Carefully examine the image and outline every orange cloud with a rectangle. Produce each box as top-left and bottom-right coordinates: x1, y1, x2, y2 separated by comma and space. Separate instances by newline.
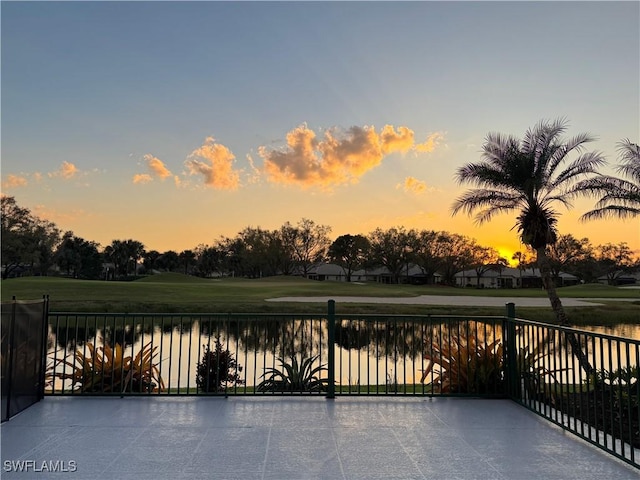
185, 137, 241, 190
399, 176, 428, 194
133, 174, 153, 185
415, 132, 444, 153
259, 124, 417, 189
380, 125, 415, 154
144, 154, 172, 179
49, 161, 79, 179
1, 174, 28, 190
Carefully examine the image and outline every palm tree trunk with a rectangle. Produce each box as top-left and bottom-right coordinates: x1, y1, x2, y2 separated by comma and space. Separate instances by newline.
536, 247, 594, 375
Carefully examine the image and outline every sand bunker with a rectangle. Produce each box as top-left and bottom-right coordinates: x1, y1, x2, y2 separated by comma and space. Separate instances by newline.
266, 295, 609, 307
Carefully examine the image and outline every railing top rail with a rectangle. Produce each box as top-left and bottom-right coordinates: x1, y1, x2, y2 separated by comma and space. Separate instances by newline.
335, 313, 506, 320
510, 316, 640, 345
48, 312, 327, 319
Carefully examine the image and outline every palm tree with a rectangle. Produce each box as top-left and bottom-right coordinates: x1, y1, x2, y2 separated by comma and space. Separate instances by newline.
451, 118, 606, 373
581, 139, 640, 221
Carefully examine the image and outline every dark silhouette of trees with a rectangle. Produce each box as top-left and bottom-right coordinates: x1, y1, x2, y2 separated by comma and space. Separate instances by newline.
193, 245, 224, 277
179, 249, 196, 275
1, 195, 60, 278
368, 227, 414, 284
104, 239, 145, 278
595, 242, 637, 285
55, 232, 102, 279
547, 234, 592, 285
413, 230, 446, 285
469, 244, 501, 288
284, 218, 332, 278
143, 250, 161, 273
156, 250, 180, 272
437, 232, 475, 286
328, 234, 371, 281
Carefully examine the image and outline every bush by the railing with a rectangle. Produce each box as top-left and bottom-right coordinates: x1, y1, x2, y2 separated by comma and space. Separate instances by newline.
420, 321, 504, 394
257, 354, 328, 392
47, 342, 165, 393
580, 366, 639, 448
515, 343, 560, 400
195, 338, 244, 393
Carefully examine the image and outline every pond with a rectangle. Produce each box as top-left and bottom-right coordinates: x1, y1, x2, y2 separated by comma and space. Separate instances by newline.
45, 315, 640, 393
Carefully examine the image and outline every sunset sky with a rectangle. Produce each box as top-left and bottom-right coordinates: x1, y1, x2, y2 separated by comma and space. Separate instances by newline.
2, 1, 639, 260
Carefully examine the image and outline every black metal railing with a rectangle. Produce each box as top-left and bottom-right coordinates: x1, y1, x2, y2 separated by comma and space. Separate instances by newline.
43, 301, 639, 469
503, 308, 639, 469
46, 312, 328, 395
1, 297, 49, 422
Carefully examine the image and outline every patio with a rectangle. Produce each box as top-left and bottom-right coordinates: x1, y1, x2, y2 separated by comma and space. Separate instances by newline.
1, 396, 637, 479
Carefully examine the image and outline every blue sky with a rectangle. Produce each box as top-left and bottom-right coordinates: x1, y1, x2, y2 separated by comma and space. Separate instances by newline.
2, 1, 639, 256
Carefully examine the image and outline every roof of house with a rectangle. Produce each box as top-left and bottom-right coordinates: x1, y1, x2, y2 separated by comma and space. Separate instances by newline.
454, 267, 577, 279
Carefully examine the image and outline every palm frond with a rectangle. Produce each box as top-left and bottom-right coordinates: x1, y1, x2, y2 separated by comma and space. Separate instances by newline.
547, 132, 596, 176
451, 190, 521, 223
549, 151, 606, 191
521, 118, 567, 156
615, 139, 640, 183
580, 205, 640, 221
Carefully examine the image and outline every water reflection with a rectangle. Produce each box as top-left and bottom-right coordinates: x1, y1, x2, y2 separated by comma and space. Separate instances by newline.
46, 316, 639, 391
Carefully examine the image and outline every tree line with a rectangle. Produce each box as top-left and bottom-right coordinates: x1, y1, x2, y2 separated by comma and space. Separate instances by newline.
1, 195, 637, 285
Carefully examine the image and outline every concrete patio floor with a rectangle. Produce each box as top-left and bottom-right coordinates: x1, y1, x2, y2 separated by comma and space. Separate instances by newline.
1, 396, 638, 480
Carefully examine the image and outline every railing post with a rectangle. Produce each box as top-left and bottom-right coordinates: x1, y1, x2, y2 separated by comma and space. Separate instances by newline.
39, 295, 50, 400
326, 300, 335, 399
5, 297, 18, 421
504, 302, 519, 400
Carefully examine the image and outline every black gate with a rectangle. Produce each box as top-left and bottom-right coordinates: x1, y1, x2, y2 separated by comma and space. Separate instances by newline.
1, 297, 49, 422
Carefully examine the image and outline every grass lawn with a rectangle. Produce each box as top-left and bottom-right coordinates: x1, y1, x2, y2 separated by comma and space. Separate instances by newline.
2, 273, 638, 326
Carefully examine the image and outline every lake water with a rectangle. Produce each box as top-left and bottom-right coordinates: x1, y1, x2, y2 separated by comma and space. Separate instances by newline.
46, 318, 640, 392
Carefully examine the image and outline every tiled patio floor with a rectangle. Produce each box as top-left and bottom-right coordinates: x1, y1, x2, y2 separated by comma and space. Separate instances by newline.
1, 396, 638, 479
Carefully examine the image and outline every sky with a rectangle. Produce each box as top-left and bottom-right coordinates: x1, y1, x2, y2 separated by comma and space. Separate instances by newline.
2, 1, 639, 261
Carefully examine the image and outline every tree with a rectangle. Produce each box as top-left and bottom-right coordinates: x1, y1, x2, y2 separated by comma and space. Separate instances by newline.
156, 250, 180, 272
468, 244, 501, 288
55, 231, 102, 279
228, 227, 284, 278
511, 250, 532, 286
547, 234, 592, 285
104, 239, 145, 278
285, 219, 332, 278
143, 250, 161, 273
29, 217, 61, 276
126, 240, 145, 277
368, 227, 414, 284
452, 118, 606, 373
179, 250, 196, 275
582, 139, 640, 220
328, 234, 371, 281
194, 245, 224, 278
413, 230, 447, 285
437, 232, 475, 286
1, 195, 60, 278
595, 242, 637, 285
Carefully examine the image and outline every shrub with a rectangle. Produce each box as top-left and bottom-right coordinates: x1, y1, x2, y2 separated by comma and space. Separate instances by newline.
420, 321, 504, 394
257, 354, 328, 392
49, 342, 165, 393
195, 338, 244, 393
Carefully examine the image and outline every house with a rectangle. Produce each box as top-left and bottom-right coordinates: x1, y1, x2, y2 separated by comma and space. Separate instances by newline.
597, 271, 640, 286
454, 267, 579, 289
304, 263, 442, 284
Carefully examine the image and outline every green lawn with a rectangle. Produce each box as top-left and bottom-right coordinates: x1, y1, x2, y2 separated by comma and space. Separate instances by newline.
1, 273, 638, 325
